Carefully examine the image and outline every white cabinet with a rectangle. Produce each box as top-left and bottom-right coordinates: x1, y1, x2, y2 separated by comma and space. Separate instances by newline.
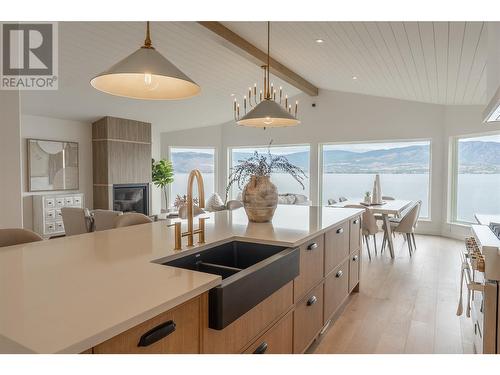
33, 193, 84, 238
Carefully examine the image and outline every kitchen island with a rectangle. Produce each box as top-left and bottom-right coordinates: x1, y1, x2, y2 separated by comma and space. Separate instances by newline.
0, 205, 363, 354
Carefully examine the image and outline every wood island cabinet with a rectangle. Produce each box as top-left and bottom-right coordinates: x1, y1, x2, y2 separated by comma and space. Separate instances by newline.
85, 214, 362, 355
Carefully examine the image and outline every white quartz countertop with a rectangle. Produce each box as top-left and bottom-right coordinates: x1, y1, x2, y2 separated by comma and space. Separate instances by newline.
0, 205, 362, 354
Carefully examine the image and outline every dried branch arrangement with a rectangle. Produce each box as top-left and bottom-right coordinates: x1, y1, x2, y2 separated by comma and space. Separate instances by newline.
225, 141, 307, 202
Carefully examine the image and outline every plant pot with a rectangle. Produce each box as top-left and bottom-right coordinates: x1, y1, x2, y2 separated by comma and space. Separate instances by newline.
242, 175, 278, 223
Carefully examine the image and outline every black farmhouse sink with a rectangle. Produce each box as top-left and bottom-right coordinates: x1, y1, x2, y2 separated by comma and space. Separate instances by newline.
163, 241, 299, 330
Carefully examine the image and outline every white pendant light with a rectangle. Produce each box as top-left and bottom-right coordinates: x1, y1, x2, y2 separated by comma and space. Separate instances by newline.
91, 22, 201, 100
234, 22, 300, 128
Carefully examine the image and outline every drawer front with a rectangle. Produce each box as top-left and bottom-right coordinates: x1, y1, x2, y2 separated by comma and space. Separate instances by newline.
94, 295, 201, 354
349, 250, 360, 292
324, 221, 350, 274
45, 209, 56, 220
73, 196, 82, 206
56, 221, 64, 231
293, 283, 324, 353
293, 234, 324, 303
45, 222, 56, 234
349, 216, 361, 253
243, 312, 293, 354
56, 209, 62, 219
56, 197, 65, 207
324, 260, 349, 324
203, 282, 293, 354
45, 198, 55, 208
64, 197, 74, 205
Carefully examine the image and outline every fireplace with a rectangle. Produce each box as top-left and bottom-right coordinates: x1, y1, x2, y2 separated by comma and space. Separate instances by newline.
113, 184, 149, 215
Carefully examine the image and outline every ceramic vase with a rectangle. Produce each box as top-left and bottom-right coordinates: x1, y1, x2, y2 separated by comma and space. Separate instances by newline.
242, 175, 278, 222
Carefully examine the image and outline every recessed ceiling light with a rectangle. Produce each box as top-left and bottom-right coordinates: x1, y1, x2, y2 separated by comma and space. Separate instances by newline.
315, 39, 324, 44
352, 76, 358, 80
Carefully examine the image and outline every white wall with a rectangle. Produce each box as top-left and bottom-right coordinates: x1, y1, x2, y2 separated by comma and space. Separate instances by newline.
20, 115, 93, 230
162, 89, 447, 235
0, 90, 23, 228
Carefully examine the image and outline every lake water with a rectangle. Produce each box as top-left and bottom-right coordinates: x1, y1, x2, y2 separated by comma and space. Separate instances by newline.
171, 172, 500, 222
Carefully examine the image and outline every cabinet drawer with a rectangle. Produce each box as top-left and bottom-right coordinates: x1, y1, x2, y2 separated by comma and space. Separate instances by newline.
45, 198, 55, 208
73, 196, 82, 206
293, 283, 324, 353
324, 221, 349, 274
203, 282, 293, 353
349, 250, 360, 292
94, 295, 202, 354
243, 312, 293, 354
45, 209, 56, 220
293, 234, 324, 303
324, 260, 349, 324
45, 222, 56, 234
56, 197, 65, 207
350, 216, 361, 253
56, 221, 64, 231
64, 197, 74, 205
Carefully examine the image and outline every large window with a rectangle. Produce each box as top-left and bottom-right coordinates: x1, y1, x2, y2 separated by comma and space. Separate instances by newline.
452, 133, 500, 223
169, 147, 216, 206
228, 145, 310, 200
321, 140, 431, 218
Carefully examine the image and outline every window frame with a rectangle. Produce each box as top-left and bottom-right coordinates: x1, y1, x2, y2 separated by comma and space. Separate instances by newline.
167, 145, 218, 208
318, 138, 433, 220
227, 143, 312, 201
449, 130, 500, 225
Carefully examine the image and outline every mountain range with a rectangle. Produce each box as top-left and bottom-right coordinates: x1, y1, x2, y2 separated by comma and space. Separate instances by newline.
170, 141, 500, 174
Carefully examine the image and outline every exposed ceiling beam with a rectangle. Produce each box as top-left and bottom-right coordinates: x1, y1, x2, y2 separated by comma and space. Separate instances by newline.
198, 21, 319, 97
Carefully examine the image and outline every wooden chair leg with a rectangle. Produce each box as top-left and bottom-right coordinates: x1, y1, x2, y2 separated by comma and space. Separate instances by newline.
365, 235, 372, 261
406, 233, 412, 257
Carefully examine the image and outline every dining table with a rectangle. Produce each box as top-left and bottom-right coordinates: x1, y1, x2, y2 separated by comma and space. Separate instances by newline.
331, 199, 414, 259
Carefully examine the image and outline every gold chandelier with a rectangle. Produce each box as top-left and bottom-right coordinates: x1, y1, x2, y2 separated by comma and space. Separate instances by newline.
233, 22, 300, 128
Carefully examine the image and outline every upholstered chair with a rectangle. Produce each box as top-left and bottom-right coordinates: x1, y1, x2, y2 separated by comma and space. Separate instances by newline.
115, 213, 153, 228
0, 228, 43, 248
61, 207, 92, 236
92, 209, 123, 231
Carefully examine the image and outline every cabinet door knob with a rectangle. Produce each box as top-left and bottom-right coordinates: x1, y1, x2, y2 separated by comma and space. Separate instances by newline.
137, 320, 176, 347
307, 242, 318, 251
307, 295, 318, 306
336, 227, 344, 234
335, 270, 344, 278
253, 341, 268, 354
352, 255, 359, 262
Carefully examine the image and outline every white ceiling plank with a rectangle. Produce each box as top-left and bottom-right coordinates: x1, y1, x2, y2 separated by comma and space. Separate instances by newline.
446, 22, 466, 104
418, 22, 439, 103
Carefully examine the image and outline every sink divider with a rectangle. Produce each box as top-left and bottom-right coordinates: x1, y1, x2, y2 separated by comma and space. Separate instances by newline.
197, 262, 243, 273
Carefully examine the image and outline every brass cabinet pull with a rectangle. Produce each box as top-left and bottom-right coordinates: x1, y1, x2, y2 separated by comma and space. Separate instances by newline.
336, 227, 344, 234
335, 270, 344, 278
253, 341, 268, 354
137, 320, 176, 347
307, 295, 318, 306
307, 242, 318, 250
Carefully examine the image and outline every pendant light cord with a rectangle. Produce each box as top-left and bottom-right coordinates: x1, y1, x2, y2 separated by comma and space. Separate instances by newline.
143, 21, 153, 49
267, 21, 270, 99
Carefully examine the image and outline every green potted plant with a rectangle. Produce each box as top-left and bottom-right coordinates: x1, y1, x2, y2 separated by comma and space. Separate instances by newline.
364, 191, 371, 204
152, 159, 174, 213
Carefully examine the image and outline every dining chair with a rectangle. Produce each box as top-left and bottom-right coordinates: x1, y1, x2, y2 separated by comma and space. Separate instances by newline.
61, 207, 92, 236
345, 204, 378, 261
327, 198, 337, 205
338, 197, 348, 202
115, 213, 153, 228
382, 202, 420, 257
92, 209, 123, 231
382, 196, 395, 201
0, 228, 43, 248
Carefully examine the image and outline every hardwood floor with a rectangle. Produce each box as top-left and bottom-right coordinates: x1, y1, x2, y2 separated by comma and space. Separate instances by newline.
312, 233, 474, 354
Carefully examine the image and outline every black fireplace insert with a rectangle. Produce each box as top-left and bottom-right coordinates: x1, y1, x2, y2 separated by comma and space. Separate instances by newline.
113, 183, 149, 215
